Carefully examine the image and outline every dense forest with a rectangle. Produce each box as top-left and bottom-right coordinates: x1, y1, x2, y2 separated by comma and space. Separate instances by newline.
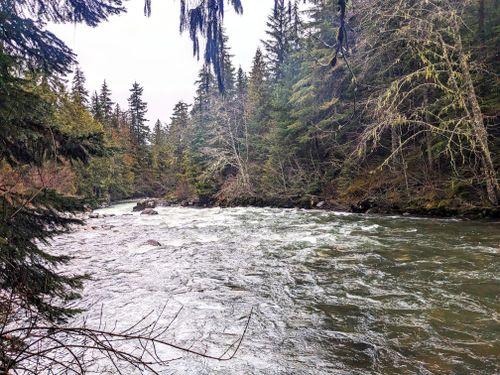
35, 0, 499, 216
0, 0, 498, 372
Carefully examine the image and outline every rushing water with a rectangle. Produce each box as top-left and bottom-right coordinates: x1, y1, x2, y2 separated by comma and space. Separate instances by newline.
52, 202, 500, 374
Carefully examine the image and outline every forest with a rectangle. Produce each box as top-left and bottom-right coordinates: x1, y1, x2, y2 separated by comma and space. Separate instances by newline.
0, 0, 499, 373
6, 0, 499, 217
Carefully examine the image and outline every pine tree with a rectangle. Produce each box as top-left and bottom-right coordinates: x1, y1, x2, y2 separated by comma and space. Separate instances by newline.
191, 65, 217, 153
128, 82, 149, 148
168, 101, 190, 156
151, 119, 165, 147
111, 103, 122, 129
99, 80, 114, 126
221, 31, 236, 96
90, 91, 103, 122
236, 67, 248, 99
246, 48, 270, 156
151, 119, 166, 182
0, 32, 108, 341
263, 0, 292, 81
71, 66, 89, 106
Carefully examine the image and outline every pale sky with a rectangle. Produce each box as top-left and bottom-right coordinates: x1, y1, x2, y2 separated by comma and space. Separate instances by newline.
48, 0, 272, 125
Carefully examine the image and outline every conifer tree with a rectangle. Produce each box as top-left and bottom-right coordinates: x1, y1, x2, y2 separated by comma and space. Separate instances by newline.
168, 101, 190, 156
151, 119, 166, 182
0, 0, 118, 346
111, 103, 123, 129
71, 66, 89, 106
128, 81, 149, 148
236, 67, 248, 99
191, 65, 217, 153
221, 31, 236, 96
164, 101, 193, 195
90, 91, 103, 122
263, 0, 292, 81
246, 48, 270, 162
99, 80, 114, 126
151, 119, 165, 147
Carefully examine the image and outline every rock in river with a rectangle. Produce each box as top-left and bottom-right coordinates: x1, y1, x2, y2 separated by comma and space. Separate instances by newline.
133, 199, 157, 212
140, 208, 158, 215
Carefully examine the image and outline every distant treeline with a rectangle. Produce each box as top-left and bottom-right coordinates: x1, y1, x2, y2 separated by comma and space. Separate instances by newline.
62, 0, 499, 214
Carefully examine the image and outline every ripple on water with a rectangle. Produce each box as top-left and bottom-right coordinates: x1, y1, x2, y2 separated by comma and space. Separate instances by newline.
47, 203, 500, 374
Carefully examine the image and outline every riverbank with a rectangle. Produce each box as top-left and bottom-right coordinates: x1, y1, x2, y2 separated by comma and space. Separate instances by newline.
107, 195, 500, 221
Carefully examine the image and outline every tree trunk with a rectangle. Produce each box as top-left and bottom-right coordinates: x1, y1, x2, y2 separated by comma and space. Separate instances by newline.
454, 24, 499, 205
423, 91, 433, 175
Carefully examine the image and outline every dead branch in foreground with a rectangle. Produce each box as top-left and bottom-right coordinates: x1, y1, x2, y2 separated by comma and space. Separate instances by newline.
1, 301, 254, 374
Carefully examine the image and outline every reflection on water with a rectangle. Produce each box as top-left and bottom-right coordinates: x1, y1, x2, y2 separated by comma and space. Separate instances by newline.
51, 203, 500, 374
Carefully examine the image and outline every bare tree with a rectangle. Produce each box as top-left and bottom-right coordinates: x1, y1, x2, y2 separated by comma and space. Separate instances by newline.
355, 0, 499, 204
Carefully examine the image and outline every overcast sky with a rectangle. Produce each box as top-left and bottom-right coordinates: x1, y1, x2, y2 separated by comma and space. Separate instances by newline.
48, 0, 272, 125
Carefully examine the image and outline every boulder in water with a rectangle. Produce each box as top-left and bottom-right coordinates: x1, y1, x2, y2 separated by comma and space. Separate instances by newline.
145, 240, 161, 246
89, 212, 100, 219
141, 208, 158, 215
133, 199, 157, 212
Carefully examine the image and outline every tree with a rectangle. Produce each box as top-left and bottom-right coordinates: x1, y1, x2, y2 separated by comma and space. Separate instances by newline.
355, 0, 499, 205
0, 1, 125, 371
71, 65, 89, 106
166, 101, 190, 163
176, 0, 243, 91
99, 79, 114, 126
90, 90, 103, 122
128, 81, 149, 148
262, 0, 292, 81
0, 53, 107, 328
0, 0, 124, 75
172, 0, 347, 91
246, 48, 270, 162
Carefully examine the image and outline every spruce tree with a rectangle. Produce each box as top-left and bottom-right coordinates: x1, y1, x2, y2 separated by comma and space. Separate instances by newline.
263, 0, 292, 81
246, 48, 270, 137
99, 80, 114, 126
111, 103, 122, 129
151, 119, 166, 182
221, 31, 236, 95
90, 91, 103, 122
191, 65, 217, 153
0, 2, 113, 334
128, 81, 149, 148
71, 66, 89, 106
168, 101, 190, 154
236, 67, 248, 99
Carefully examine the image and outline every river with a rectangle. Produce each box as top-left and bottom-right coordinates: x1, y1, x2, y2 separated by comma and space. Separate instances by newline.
52, 202, 499, 374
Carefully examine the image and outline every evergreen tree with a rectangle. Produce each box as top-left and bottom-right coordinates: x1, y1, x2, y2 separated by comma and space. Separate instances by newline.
128, 81, 149, 148
263, 0, 292, 81
191, 65, 217, 153
236, 67, 248, 99
221, 31, 236, 95
99, 80, 114, 126
71, 65, 89, 106
0, 0, 118, 350
151, 119, 165, 147
168, 101, 190, 157
90, 91, 103, 122
246, 48, 271, 162
111, 103, 123, 129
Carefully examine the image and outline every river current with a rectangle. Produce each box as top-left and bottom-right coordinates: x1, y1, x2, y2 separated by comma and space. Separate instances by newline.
52, 202, 499, 374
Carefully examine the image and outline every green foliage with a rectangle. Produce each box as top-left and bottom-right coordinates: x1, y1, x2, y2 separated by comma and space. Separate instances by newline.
0, 50, 105, 324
